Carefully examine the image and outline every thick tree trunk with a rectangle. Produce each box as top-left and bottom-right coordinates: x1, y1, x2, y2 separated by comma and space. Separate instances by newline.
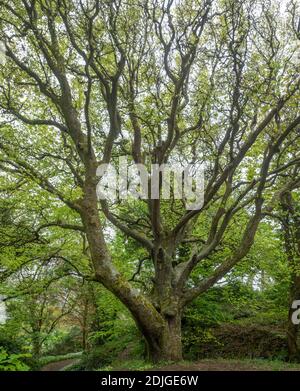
79, 184, 166, 356
281, 192, 300, 362
287, 275, 300, 362
144, 245, 183, 362
80, 181, 184, 363
145, 312, 182, 362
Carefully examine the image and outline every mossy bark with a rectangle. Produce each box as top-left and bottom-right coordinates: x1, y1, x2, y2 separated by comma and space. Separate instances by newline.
280, 192, 300, 362
144, 312, 182, 362
80, 177, 185, 363
287, 275, 300, 362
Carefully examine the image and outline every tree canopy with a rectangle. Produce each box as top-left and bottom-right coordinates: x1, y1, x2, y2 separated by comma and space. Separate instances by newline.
0, 0, 300, 364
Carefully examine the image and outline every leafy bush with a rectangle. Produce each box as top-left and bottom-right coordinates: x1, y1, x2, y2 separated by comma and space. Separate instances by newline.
44, 328, 82, 356
77, 314, 144, 370
0, 326, 24, 354
0, 348, 31, 371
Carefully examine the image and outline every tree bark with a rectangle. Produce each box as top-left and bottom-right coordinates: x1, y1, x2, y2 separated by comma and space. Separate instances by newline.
145, 312, 182, 362
31, 331, 42, 358
79, 180, 166, 361
287, 275, 300, 361
81, 186, 183, 361
280, 191, 300, 362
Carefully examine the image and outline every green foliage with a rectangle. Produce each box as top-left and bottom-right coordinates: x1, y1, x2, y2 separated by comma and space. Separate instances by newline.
0, 0, 299, 370
0, 348, 31, 371
182, 288, 233, 359
38, 352, 82, 367
44, 328, 82, 356
0, 327, 24, 355
79, 321, 144, 370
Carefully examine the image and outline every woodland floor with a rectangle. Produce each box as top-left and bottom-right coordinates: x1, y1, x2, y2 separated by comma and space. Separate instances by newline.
40, 357, 300, 371
40, 358, 80, 371
123, 359, 300, 371
150, 360, 299, 371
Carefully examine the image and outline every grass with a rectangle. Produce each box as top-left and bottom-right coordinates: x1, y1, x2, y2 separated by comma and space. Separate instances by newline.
183, 358, 300, 371
99, 359, 158, 371
97, 357, 300, 371
225, 358, 300, 371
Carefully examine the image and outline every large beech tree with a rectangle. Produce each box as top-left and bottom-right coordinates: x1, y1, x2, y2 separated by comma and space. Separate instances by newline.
279, 187, 300, 361
1, 0, 300, 361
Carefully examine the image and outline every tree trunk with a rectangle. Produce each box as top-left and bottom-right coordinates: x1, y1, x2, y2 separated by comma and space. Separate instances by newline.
144, 312, 182, 362
287, 275, 300, 362
281, 192, 300, 362
32, 331, 42, 358
80, 181, 184, 362
142, 244, 183, 362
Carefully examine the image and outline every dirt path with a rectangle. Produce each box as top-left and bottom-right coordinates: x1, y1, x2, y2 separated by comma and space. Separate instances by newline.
40, 358, 79, 371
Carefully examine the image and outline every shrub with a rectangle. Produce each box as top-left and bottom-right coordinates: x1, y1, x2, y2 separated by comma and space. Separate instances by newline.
0, 348, 31, 371
44, 327, 82, 356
